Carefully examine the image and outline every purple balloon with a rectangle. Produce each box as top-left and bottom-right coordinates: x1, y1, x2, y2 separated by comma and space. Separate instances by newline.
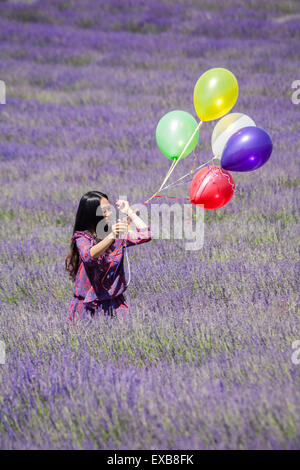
221, 126, 272, 172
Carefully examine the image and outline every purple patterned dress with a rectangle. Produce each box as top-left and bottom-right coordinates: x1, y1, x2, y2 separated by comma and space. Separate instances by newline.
67, 226, 152, 322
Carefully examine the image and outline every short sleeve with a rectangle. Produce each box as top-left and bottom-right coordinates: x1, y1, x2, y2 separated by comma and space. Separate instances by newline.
76, 236, 101, 266
124, 226, 152, 248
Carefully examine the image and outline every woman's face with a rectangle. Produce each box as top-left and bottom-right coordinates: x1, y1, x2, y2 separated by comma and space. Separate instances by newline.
100, 197, 113, 226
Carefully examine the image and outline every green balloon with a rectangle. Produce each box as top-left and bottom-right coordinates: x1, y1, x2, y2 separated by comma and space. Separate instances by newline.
156, 110, 199, 161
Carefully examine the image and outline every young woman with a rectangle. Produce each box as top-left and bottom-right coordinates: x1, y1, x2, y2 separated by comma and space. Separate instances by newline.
65, 191, 151, 322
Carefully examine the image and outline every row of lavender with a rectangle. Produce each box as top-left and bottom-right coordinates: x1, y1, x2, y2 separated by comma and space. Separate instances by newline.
0, 0, 299, 449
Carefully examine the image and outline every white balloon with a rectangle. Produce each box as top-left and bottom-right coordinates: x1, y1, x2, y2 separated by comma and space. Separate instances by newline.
211, 113, 256, 159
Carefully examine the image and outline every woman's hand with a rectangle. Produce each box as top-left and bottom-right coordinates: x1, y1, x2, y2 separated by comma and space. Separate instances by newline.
111, 221, 128, 239
116, 199, 131, 216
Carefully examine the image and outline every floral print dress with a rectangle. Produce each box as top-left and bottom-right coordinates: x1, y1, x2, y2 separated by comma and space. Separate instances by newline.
67, 226, 152, 321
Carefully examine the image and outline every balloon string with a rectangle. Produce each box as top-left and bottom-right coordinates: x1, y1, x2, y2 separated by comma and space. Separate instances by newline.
190, 148, 198, 175
191, 203, 197, 221
162, 177, 194, 191
124, 243, 131, 288
143, 158, 177, 205
101, 239, 125, 291
208, 166, 236, 190
143, 156, 179, 204
148, 167, 236, 206
143, 120, 203, 205
153, 195, 190, 200
101, 215, 133, 291
159, 120, 203, 192
160, 156, 214, 192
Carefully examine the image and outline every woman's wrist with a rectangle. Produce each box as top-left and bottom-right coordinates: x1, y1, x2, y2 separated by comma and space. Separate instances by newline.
107, 231, 115, 241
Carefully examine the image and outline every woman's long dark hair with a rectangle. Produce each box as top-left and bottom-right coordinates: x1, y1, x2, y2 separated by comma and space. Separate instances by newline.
65, 191, 109, 282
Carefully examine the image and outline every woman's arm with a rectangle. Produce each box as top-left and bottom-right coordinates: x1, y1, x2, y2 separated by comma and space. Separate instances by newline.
116, 200, 148, 230
89, 232, 115, 259
90, 222, 128, 259
127, 208, 147, 230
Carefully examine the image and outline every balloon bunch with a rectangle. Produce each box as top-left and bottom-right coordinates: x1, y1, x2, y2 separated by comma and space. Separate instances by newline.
145, 67, 272, 210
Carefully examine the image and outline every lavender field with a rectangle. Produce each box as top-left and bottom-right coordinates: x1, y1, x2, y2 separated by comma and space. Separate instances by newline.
0, 0, 299, 450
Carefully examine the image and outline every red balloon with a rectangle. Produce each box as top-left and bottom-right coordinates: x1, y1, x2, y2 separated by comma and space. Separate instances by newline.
190, 165, 235, 210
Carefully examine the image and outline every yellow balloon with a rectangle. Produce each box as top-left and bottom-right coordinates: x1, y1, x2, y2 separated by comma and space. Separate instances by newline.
193, 68, 238, 121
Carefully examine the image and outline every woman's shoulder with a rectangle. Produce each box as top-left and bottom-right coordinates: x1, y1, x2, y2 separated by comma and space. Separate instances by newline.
71, 230, 94, 243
